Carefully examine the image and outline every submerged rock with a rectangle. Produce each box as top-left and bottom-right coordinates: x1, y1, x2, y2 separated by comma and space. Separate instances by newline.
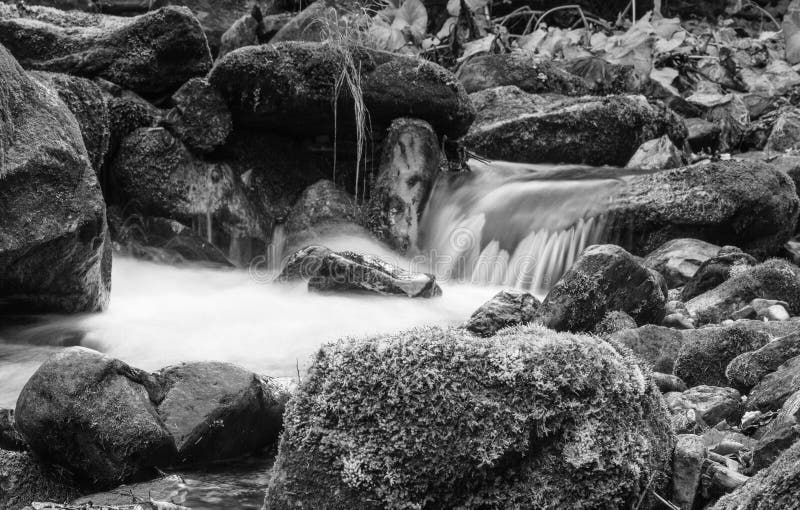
365, 118, 441, 254
279, 246, 441, 298
681, 246, 758, 302
0, 44, 110, 314
463, 87, 686, 166
644, 238, 720, 289
265, 325, 674, 509
726, 331, 800, 392
465, 290, 539, 337
608, 161, 800, 258
685, 259, 800, 326
0, 5, 212, 98
208, 41, 475, 140
534, 244, 667, 332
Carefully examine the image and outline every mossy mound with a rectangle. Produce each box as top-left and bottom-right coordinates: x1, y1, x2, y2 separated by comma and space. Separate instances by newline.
265, 325, 674, 509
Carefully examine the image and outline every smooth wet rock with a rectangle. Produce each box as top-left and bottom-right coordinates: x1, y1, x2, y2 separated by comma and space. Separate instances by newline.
682, 246, 758, 302
163, 77, 232, 153
283, 180, 361, 251
0, 44, 110, 314
627, 135, 685, 171
463, 87, 686, 166
534, 244, 667, 333
712, 439, 800, 509
456, 53, 592, 95
208, 41, 475, 140
0, 449, 78, 510
671, 434, 707, 510
727, 331, 800, 392
752, 389, 800, 471
365, 118, 441, 254
265, 325, 674, 509
154, 362, 286, 465
609, 325, 685, 373
608, 161, 800, 258
593, 310, 637, 336
465, 290, 540, 337
0, 5, 212, 98
666, 386, 743, 430
279, 246, 441, 298
30, 71, 109, 175
14, 347, 176, 486
685, 259, 800, 326
644, 238, 720, 289
747, 355, 800, 412
653, 372, 688, 393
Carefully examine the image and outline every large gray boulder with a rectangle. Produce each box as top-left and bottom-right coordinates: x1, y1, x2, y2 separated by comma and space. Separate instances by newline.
534, 244, 667, 332
685, 259, 800, 326
0, 5, 212, 98
608, 161, 800, 258
643, 238, 720, 289
0, 44, 110, 314
463, 87, 686, 166
365, 118, 441, 254
265, 325, 674, 509
208, 41, 475, 140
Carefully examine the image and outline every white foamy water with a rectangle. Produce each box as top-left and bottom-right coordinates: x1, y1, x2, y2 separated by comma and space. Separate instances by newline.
0, 235, 501, 408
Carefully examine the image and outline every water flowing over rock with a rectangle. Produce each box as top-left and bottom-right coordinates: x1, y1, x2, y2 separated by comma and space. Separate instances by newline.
607, 160, 800, 258
462, 87, 686, 166
534, 244, 667, 333
265, 325, 674, 510
0, 5, 212, 98
208, 41, 475, 140
644, 238, 720, 289
0, 44, 110, 314
279, 246, 442, 298
465, 290, 539, 337
365, 118, 441, 254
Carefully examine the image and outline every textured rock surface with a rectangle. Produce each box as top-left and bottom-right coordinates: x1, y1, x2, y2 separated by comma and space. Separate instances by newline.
609, 325, 686, 373
162, 77, 231, 153
665, 386, 743, 428
534, 244, 667, 332
465, 290, 540, 337
671, 434, 706, 510
0, 44, 110, 313
284, 180, 361, 252
752, 389, 800, 471
726, 331, 800, 392
265, 325, 674, 509
0, 449, 78, 510
681, 247, 757, 302
644, 238, 720, 289
747, 354, 800, 412
457, 53, 592, 95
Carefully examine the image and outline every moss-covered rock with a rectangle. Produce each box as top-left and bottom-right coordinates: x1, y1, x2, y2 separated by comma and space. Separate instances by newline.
726, 331, 800, 393
0, 449, 79, 510
608, 161, 800, 258
534, 244, 667, 333
208, 41, 475, 140
746, 354, 800, 412
463, 87, 686, 166
594, 310, 638, 336
681, 246, 758, 302
609, 325, 686, 373
685, 259, 800, 326
0, 5, 212, 98
712, 438, 800, 510
265, 325, 674, 509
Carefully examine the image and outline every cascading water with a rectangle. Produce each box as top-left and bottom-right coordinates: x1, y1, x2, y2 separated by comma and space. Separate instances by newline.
416, 160, 626, 296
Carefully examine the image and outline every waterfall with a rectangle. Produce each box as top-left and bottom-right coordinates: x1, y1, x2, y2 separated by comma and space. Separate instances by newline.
417, 160, 627, 296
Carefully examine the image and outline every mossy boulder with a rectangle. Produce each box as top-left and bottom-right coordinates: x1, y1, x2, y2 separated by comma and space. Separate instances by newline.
685, 259, 800, 326
726, 331, 800, 392
534, 244, 667, 332
0, 449, 78, 510
208, 41, 475, 140
593, 310, 638, 336
609, 325, 686, 373
712, 439, 800, 510
463, 87, 686, 166
0, 43, 110, 314
643, 238, 720, 289
608, 161, 800, 258
265, 325, 674, 509
0, 5, 212, 98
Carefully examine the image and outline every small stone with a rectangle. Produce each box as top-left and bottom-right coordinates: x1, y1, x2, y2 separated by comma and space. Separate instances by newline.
627, 135, 685, 170
663, 313, 695, 330
466, 290, 540, 337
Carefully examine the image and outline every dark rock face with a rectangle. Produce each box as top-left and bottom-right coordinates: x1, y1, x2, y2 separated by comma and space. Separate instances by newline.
608, 161, 800, 258
284, 180, 361, 252
154, 362, 286, 465
465, 290, 540, 337
365, 118, 441, 254
609, 325, 685, 373
644, 238, 720, 289
726, 331, 800, 393
0, 5, 212, 98
14, 348, 176, 486
712, 439, 800, 510
457, 53, 592, 95
208, 41, 475, 140
534, 244, 667, 332
747, 355, 800, 412
162, 77, 231, 153
279, 246, 442, 298
30, 71, 109, 175
752, 389, 800, 472
463, 87, 686, 166
0, 449, 78, 510
686, 259, 800, 326
681, 247, 758, 302
0, 44, 110, 314
265, 325, 674, 509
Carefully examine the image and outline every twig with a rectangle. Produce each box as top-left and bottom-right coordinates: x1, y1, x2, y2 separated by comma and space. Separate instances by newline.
651, 491, 680, 510
744, 0, 781, 30
530, 5, 589, 35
